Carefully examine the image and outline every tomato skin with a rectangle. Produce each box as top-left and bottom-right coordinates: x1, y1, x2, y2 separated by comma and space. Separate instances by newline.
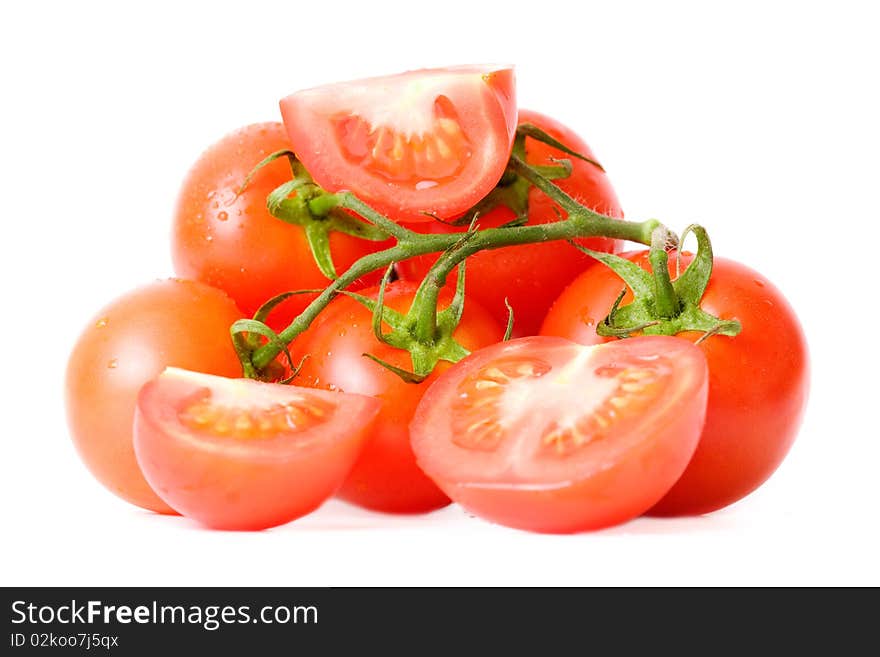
294, 281, 503, 513
134, 370, 380, 530
397, 109, 623, 336
279, 66, 517, 223
410, 336, 709, 533
64, 279, 244, 513
540, 253, 810, 515
171, 122, 388, 330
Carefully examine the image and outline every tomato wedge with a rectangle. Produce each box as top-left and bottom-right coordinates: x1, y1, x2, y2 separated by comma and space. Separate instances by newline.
279, 65, 517, 222
133, 368, 380, 530
410, 336, 709, 533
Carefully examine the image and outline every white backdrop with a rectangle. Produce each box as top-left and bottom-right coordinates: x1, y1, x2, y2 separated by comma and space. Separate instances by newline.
1, 0, 877, 586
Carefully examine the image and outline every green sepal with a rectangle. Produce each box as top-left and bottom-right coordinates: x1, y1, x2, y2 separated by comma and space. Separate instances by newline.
516, 123, 606, 172
361, 353, 427, 384
503, 298, 515, 341
238, 149, 299, 197
230, 318, 297, 382
672, 224, 714, 307
569, 241, 655, 298
436, 261, 467, 331
305, 222, 337, 280
252, 289, 325, 326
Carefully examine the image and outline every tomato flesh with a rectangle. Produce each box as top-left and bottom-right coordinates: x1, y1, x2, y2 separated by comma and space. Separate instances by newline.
411, 336, 709, 533
134, 369, 380, 530
280, 65, 517, 222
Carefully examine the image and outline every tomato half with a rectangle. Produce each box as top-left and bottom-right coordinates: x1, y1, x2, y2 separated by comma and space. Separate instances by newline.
172, 122, 389, 331
397, 109, 623, 335
279, 65, 517, 222
540, 252, 809, 515
410, 336, 708, 533
294, 281, 503, 513
65, 279, 244, 513
134, 368, 380, 530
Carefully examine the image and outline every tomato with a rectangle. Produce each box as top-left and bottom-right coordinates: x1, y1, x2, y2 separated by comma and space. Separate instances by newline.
410, 336, 708, 533
133, 368, 380, 530
279, 65, 517, 223
294, 281, 503, 513
397, 110, 623, 336
65, 279, 244, 513
172, 122, 388, 331
540, 252, 809, 515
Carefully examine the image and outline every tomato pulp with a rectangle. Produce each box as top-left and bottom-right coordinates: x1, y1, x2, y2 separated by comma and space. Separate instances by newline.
411, 336, 709, 533
134, 369, 380, 530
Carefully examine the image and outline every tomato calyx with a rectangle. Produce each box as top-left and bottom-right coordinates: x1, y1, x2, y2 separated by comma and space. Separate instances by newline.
340, 261, 475, 383
434, 123, 604, 228
574, 224, 742, 340
244, 149, 391, 280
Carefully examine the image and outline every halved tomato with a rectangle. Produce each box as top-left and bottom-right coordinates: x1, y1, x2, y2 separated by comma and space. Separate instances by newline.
133, 368, 380, 530
410, 336, 709, 533
279, 65, 517, 222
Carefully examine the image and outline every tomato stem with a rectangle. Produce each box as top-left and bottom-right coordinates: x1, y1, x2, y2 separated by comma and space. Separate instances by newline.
649, 228, 680, 318
246, 161, 670, 375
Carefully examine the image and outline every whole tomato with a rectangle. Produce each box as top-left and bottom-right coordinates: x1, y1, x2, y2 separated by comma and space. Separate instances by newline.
65, 279, 244, 512
398, 109, 623, 336
293, 281, 503, 513
540, 251, 809, 515
171, 122, 389, 330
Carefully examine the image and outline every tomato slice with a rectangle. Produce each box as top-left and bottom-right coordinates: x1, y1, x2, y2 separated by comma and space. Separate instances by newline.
410, 336, 709, 533
279, 65, 517, 222
134, 368, 380, 530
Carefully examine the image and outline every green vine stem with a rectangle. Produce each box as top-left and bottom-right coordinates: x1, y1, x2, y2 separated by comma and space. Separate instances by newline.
246, 159, 667, 374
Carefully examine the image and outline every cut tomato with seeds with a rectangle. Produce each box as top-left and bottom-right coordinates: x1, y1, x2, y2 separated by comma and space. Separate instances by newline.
410, 336, 709, 533
279, 65, 517, 222
133, 368, 380, 530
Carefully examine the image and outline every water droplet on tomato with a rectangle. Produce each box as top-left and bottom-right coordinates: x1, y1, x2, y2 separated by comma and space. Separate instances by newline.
217, 211, 229, 222
205, 235, 213, 242
107, 359, 118, 369
95, 317, 109, 329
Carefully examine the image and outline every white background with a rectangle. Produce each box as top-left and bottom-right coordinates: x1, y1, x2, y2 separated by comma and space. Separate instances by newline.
2, 1, 877, 586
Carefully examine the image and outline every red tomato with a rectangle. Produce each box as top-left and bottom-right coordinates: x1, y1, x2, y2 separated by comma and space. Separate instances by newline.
397, 109, 623, 336
294, 281, 503, 513
411, 336, 709, 533
279, 66, 517, 223
540, 252, 809, 515
134, 368, 380, 530
65, 279, 244, 513
172, 122, 388, 330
